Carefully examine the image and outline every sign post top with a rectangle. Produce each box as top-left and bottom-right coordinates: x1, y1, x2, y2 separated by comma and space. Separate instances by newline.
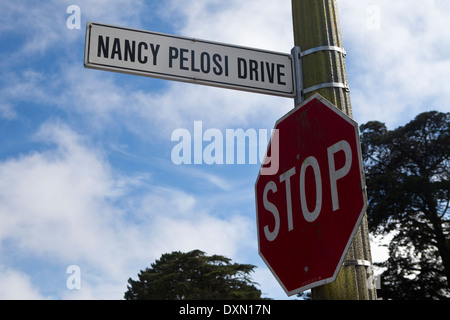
84, 22, 295, 98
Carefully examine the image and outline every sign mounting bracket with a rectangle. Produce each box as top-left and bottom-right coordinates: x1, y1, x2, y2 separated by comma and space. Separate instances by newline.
291, 45, 348, 106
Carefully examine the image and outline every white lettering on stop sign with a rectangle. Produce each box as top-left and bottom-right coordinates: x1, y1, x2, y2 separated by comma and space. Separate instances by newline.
262, 139, 352, 242
328, 140, 352, 211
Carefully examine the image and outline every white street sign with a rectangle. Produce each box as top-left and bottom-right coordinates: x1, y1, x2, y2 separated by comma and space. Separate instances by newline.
84, 22, 295, 97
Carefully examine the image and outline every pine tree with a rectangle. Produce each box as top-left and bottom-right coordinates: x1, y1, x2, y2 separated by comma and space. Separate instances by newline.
124, 250, 267, 300
361, 111, 450, 299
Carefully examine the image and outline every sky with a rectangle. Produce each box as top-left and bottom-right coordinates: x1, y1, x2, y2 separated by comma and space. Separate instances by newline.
0, 0, 449, 300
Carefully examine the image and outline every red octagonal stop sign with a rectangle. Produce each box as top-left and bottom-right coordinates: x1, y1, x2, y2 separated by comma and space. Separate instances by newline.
255, 94, 367, 296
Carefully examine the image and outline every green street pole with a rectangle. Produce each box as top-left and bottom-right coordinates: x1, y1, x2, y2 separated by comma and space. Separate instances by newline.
291, 0, 377, 300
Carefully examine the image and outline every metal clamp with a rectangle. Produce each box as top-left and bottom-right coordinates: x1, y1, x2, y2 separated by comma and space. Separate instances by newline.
303, 81, 349, 95
300, 45, 346, 58
291, 45, 348, 106
343, 259, 372, 267
291, 46, 304, 106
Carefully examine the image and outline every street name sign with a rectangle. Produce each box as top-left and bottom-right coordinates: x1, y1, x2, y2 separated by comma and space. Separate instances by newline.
255, 94, 368, 296
84, 22, 295, 97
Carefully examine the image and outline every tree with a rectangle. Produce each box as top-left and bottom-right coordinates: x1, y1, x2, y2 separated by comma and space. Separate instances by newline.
360, 111, 450, 299
124, 250, 267, 300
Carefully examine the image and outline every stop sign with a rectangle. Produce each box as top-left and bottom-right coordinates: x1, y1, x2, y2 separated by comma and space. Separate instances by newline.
255, 94, 367, 296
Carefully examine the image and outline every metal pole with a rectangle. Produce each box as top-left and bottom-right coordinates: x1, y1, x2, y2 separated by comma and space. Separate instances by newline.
291, 0, 377, 300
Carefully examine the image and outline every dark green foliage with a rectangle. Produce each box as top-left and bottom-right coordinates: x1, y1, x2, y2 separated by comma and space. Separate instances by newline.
124, 250, 267, 300
361, 111, 450, 299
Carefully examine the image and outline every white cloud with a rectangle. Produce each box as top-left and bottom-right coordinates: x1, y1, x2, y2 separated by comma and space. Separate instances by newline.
0, 0, 146, 54
0, 103, 17, 120
0, 1, 150, 115
0, 121, 117, 266
0, 120, 255, 299
0, 268, 46, 300
61, 63, 291, 142
0, 70, 52, 112
166, 0, 293, 52
130, 83, 291, 135
149, 211, 253, 260
338, 0, 450, 127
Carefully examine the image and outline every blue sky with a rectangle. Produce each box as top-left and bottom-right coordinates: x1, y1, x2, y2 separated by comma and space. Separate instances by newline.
0, 0, 449, 300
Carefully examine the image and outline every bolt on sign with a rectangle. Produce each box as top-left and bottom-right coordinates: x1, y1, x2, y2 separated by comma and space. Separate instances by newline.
255, 94, 368, 296
84, 22, 295, 98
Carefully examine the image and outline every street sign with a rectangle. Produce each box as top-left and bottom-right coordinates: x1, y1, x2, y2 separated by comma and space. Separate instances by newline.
84, 22, 295, 97
255, 94, 368, 296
